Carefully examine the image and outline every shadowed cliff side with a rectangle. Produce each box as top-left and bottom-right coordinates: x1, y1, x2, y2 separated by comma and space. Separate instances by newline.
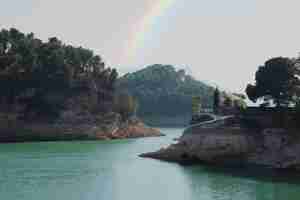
0, 28, 162, 142
140, 115, 300, 170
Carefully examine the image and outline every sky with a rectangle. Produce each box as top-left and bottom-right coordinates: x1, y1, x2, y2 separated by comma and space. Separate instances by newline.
1, 0, 300, 93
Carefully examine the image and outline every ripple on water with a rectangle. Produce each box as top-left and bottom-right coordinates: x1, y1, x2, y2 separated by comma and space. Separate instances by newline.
1, 128, 300, 200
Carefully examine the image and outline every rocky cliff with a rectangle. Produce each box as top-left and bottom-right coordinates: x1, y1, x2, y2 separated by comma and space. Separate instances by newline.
0, 28, 164, 142
0, 112, 163, 142
140, 118, 300, 170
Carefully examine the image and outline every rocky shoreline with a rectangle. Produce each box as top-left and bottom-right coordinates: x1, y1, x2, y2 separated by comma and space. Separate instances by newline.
0, 113, 163, 143
140, 118, 300, 170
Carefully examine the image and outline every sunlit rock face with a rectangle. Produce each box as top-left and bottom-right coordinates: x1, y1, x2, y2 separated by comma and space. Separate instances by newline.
141, 121, 300, 170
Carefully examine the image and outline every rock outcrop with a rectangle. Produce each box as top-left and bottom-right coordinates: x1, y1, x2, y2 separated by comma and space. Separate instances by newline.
94, 116, 163, 140
0, 113, 163, 143
140, 122, 300, 170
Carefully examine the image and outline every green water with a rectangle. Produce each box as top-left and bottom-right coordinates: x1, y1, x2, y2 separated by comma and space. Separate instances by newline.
1, 128, 300, 200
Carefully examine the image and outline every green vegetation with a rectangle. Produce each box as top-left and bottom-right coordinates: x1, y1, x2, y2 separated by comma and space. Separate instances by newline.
213, 88, 220, 114
212, 90, 246, 116
117, 64, 214, 124
223, 94, 233, 107
0, 28, 118, 121
245, 56, 300, 129
246, 57, 300, 107
113, 93, 138, 120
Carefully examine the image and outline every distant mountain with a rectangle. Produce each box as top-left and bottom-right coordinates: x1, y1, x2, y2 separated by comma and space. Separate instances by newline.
117, 64, 214, 126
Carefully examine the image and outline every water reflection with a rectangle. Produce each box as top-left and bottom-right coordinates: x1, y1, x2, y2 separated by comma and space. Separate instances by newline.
1, 128, 300, 200
182, 165, 300, 200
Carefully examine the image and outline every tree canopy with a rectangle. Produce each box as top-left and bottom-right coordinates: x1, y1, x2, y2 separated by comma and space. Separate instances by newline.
113, 93, 138, 120
0, 28, 118, 119
117, 64, 214, 118
213, 88, 220, 113
246, 57, 300, 107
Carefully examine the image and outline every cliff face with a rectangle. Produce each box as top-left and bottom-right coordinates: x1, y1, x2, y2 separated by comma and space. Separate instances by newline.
0, 82, 162, 142
0, 83, 163, 142
140, 127, 256, 165
0, 67, 162, 142
140, 123, 300, 170
95, 116, 162, 140
0, 112, 163, 142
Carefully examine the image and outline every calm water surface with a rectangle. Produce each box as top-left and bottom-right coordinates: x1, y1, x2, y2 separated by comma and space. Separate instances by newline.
1, 128, 300, 200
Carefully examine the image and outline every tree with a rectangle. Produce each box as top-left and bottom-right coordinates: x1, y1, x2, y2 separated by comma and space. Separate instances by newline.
293, 100, 300, 128
213, 88, 220, 114
233, 98, 247, 111
0, 28, 118, 120
232, 93, 246, 99
223, 95, 233, 107
108, 68, 118, 89
116, 64, 214, 118
113, 93, 138, 120
246, 57, 299, 107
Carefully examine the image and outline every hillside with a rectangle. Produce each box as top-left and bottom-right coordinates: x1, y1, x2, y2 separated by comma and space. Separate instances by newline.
0, 28, 117, 121
0, 28, 161, 142
117, 64, 214, 126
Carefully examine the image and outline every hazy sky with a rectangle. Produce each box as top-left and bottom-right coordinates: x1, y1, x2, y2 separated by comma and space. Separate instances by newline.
1, 0, 300, 92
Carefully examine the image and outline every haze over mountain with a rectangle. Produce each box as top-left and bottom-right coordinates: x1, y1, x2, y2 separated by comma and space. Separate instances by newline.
117, 64, 214, 126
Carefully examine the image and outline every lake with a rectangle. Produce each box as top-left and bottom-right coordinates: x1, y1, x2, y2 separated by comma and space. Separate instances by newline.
1, 128, 300, 200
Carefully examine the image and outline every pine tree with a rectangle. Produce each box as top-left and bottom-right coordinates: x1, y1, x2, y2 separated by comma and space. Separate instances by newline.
213, 88, 220, 114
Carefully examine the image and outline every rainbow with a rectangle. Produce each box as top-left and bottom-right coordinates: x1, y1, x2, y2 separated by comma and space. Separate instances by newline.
124, 0, 176, 63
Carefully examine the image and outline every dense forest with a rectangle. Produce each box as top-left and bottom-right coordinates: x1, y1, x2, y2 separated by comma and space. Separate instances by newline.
0, 28, 118, 122
117, 64, 214, 125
